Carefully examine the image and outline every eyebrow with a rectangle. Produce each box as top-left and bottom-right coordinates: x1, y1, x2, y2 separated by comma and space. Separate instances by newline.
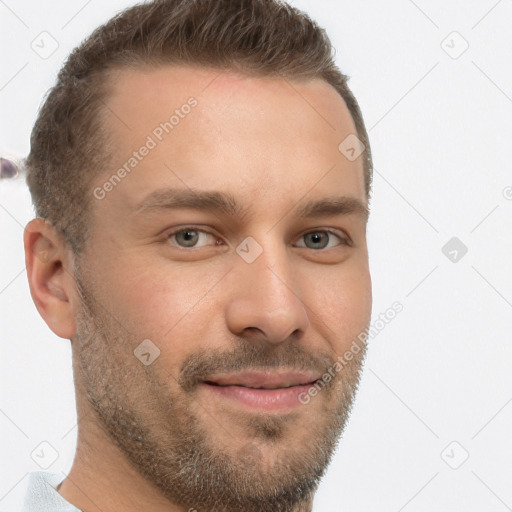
134, 187, 369, 223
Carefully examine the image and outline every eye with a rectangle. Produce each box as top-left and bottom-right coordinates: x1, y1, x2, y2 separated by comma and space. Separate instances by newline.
295, 230, 349, 250
167, 228, 219, 248
165, 227, 349, 251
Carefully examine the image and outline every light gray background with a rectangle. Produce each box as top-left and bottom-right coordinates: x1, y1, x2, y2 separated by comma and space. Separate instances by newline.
1, 1, 512, 510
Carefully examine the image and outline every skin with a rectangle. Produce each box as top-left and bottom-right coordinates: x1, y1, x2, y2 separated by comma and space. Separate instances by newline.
23, 66, 372, 512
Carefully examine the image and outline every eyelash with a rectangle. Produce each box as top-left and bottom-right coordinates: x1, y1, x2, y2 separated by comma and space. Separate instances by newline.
165, 226, 351, 250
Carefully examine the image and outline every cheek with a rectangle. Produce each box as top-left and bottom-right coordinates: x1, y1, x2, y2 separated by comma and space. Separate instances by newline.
312, 266, 372, 350
105, 262, 221, 340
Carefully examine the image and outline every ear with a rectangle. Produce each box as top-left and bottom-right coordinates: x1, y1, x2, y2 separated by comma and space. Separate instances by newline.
23, 218, 77, 339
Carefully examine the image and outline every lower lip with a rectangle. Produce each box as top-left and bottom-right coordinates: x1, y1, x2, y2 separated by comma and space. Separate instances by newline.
201, 383, 316, 410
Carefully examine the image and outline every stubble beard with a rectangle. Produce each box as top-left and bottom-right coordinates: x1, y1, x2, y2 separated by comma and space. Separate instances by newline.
71, 263, 368, 512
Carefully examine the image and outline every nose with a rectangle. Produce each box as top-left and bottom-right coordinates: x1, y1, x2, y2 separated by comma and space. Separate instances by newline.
225, 239, 310, 345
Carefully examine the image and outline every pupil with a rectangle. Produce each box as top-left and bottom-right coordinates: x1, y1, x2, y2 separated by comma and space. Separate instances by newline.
307, 232, 327, 249
178, 230, 198, 246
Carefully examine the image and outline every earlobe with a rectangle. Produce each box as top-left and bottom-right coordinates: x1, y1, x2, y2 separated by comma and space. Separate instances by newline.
23, 218, 77, 339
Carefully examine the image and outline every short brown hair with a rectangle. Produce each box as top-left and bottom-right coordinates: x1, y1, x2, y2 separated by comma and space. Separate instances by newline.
25, 0, 373, 255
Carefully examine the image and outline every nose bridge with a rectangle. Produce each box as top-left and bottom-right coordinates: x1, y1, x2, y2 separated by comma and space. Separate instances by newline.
245, 233, 296, 298
225, 234, 310, 343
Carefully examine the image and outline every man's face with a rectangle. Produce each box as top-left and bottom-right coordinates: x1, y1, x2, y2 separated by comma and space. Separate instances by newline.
72, 66, 372, 511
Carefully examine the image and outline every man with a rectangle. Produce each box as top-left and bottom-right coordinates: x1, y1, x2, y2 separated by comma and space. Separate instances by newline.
22, 0, 373, 510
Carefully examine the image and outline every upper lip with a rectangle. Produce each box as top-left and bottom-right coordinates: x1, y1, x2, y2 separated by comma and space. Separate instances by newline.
203, 371, 321, 389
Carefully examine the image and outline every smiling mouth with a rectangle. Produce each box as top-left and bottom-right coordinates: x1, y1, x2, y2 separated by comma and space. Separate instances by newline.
200, 371, 321, 410
204, 381, 311, 389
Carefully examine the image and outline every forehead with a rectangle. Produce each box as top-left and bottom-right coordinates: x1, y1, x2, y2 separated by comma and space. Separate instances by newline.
95, 65, 366, 220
